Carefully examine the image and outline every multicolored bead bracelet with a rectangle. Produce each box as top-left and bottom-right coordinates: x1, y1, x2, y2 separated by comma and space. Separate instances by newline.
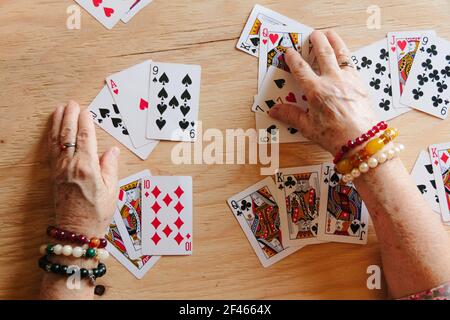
46, 226, 107, 249
39, 244, 109, 261
333, 121, 388, 164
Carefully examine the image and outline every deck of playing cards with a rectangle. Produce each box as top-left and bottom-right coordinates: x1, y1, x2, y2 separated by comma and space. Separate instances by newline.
105, 170, 193, 278
75, 0, 154, 29
89, 60, 202, 160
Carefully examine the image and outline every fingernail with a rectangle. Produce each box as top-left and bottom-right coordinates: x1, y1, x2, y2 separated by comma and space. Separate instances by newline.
112, 147, 120, 156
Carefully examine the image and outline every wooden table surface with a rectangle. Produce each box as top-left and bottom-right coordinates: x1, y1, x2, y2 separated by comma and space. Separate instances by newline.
1, 0, 449, 300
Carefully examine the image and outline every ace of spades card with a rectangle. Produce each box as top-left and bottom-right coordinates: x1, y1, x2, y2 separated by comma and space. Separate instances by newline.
141, 176, 193, 255
429, 143, 450, 223
275, 165, 327, 247
411, 150, 441, 214
146, 62, 201, 142
352, 39, 411, 121
400, 36, 450, 119
75, 0, 134, 30
317, 164, 369, 244
258, 23, 312, 89
252, 66, 308, 114
88, 86, 158, 160
227, 177, 302, 267
387, 30, 436, 109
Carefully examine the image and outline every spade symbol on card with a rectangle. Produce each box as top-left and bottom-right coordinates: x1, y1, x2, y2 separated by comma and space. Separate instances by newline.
330, 173, 340, 185
350, 221, 360, 234
111, 118, 122, 128
99, 108, 110, 118
158, 88, 168, 99
287, 127, 298, 134
425, 164, 434, 175
179, 119, 189, 130
157, 103, 167, 115
180, 105, 190, 116
169, 96, 179, 108
182, 74, 192, 87
311, 224, 318, 235
181, 89, 191, 101
250, 38, 259, 47
156, 117, 166, 130
265, 100, 276, 109
122, 128, 129, 135
159, 73, 169, 85
430, 180, 437, 189
274, 79, 285, 89
417, 185, 427, 194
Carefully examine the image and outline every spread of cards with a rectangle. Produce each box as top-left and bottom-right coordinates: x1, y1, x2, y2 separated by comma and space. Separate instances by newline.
75, 0, 153, 29
227, 4, 450, 267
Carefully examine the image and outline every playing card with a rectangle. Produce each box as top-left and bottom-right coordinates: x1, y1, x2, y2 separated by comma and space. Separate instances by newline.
411, 150, 441, 214
105, 209, 160, 279
275, 165, 327, 247
252, 66, 308, 114
141, 176, 193, 255
352, 38, 411, 121
429, 143, 450, 222
227, 177, 303, 267
146, 62, 202, 142
317, 164, 369, 244
121, 0, 153, 23
401, 36, 450, 119
255, 112, 307, 144
75, 0, 132, 29
258, 23, 313, 89
107, 60, 153, 148
115, 170, 152, 259
236, 4, 314, 58
387, 30, 436, 108
88, 86, 158, 160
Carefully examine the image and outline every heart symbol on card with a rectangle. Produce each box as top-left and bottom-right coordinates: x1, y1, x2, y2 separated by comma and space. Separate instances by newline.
262, 39, 268, 45
269, 33, 279, 45
113, 89, 119, 95
397, 40, 407, 51
285, 92, 297, 103
92, 0, 102, 7
391, 46, 396, 52
139, 98, 148, 110
103, 7, 114, 18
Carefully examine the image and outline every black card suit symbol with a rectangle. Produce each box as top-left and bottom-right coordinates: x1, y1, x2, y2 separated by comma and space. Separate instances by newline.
169, 96, 179, 108
99, 108, 110, 118
157, 103, 167, 115
98, 119, 103, 124
379, 98, 390, 111
330, 172, 340, 184
430, 180, 437, 189
112, 104, 120, 114
311, 224, 318, 234
181, 89, 191, 101
417, 185, 427, 194
323, 177, 329, 184
190, 122, 195, 127
435, 195, 440, 203
425, 164, 434, 175
369, 77, 381, 90
158, 88, 168, 99
111, 117, 122, 128
284, 176, 296, 188
182, 74, 192, 86
156, 118, 166, 130
288, 127, 298, 134
266, 124, 277, 135
278, 183, 283, 190
361, 223, 366, 229
265, 100, 276, 109
240, 200, 251, 211
159, 72, 169, 85
180, 105, 190, 116
122, 128, 129, 135
274, 79, 285, 89
432, 95, 443, 107
350, 221, 360, 233
250, 38, 259, 47
179, 119, 189, 130
236, 211, 243, 216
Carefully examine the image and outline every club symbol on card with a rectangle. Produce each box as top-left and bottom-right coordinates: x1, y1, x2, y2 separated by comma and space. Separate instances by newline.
158, 88, 168, 100
361, 56, 372, 69
284, 176, 296, 188
369, 78, 381, 90
239, 200, 251, 211
412, 88, 423, 100
375, 63, 386, 75
180, 105, 190, 116
379, 98, 391, 111
379, 48, 389, 60
181, 89, 191, 102
426, 45, 438, 57
157, 103, 167, 115
179, 119, 189, 130
182, 74, 192, 87
99, 108, 110, 118
156, 117, 166, 130
159, 73, 169, 85
169, 96, 179, 109
274, 79, 285, 89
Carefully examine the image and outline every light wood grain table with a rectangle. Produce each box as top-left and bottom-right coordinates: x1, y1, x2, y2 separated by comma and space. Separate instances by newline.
0, 0, 449, 300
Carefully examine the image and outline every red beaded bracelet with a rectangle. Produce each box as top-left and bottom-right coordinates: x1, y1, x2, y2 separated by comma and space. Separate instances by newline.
46, 226, 107, 249
333, 121, 388, 164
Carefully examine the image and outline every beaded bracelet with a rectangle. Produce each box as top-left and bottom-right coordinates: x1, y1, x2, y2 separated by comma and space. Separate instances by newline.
335, 127, 399, 175
46, 226, 107, 248
38, 255, 106, 284
333, 121, 388, 164
341, 143, 405, 183
39, 244, 109, 261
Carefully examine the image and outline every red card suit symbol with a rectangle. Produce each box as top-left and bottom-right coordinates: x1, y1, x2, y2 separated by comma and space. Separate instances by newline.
92, 0, 102, 7
262, 39, 268, 45
391, 46, 396, 52
397, 40, 407, 51
109, 79, 119, 95
139, 98, 148, 110
441, 152, 449, 164
286, 92, 297, 103
269, 33, 279, 45
118, 189, 124, 201
103, 7, 114, 18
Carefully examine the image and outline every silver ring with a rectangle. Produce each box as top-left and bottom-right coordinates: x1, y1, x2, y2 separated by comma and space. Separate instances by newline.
339, 60, 355, 69
60, 142, 76, 150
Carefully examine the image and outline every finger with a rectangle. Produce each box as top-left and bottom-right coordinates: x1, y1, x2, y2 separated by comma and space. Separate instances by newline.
310, 30, 340, 74
268, 104, 311, 135
76, 108, 98, 157
49, 104, 66, 165
285, 48, 319, 90
324, 29, 354, 71
59, 101, 80, 158
100, 146, 120, 191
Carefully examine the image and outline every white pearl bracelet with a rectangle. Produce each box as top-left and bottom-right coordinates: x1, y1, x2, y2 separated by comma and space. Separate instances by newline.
39, 243, 109, 262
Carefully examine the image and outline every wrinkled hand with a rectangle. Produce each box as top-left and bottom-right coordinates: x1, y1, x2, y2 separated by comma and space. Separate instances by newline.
48, 101, 120, 237
269, 30, 378, 154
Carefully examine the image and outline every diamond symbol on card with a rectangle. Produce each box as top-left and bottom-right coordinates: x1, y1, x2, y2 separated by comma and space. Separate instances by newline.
151, 201, 161, 214
186, 233, 191, 239
163, 194, 173, 206
151, 233, 161, 245
151, 186, 161, 198
174, 232, 184, 245
174, 201, 184, 214
174, 217, 184, 229
145, 192, 149, 198
174, 186, 184, 198
440, 152, 449, 164
162, 224, 173, 237
151, 217, 161, 229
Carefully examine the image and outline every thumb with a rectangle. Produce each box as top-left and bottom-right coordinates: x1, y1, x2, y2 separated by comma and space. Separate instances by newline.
100, 146, 120, 190
269, 104, 311, 133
